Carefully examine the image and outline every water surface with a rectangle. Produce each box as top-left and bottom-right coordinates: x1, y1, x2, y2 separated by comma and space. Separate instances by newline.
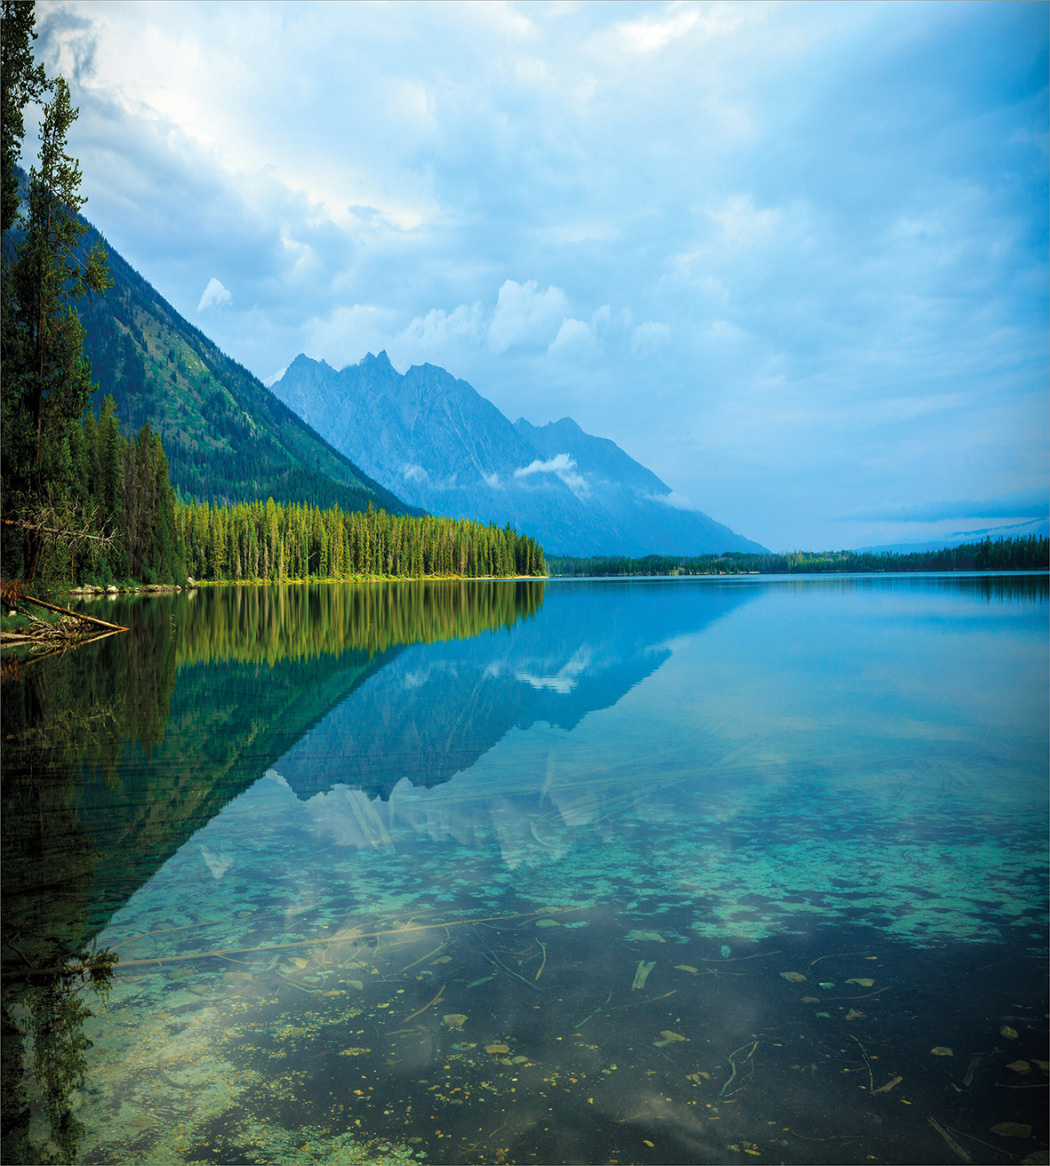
2, 575, 1047, 1165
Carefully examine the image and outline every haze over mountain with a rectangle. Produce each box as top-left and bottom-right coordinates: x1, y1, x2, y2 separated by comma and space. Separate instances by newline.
271, 352, 767, 557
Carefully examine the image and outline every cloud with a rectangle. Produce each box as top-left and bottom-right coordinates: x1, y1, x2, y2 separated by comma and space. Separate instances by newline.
35, 0, 1048, 550
303, 304, 400, 370
397, 303, 484, 350
516, 647, 591, 695
514, 452, 590, 499
548, 317, 597, 359
615, 8, 701, 54
488, 280, 570, 354
647, 490, 696, 512
197, 277, 231, 312
630, 321, 671, 358
847, 491, 1049, 524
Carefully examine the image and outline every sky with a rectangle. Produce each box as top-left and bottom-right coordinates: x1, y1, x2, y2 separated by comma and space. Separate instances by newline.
27, 0, 1050, 551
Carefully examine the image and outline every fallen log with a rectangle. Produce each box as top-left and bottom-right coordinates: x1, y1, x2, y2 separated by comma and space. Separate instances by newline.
17, 593, 128, 633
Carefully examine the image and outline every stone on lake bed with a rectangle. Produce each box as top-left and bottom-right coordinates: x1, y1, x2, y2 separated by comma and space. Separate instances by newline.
990, 1122, 1032, 1138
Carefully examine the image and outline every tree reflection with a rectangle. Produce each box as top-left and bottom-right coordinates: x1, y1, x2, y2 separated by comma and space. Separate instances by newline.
1, 580, 546, 1162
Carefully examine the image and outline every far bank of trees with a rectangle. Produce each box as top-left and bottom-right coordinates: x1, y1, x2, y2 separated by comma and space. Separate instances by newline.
175, 498, 545, 583
549, 536, 1049, 577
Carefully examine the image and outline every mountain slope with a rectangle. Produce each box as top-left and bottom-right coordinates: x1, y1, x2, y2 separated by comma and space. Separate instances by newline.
73, 224, 415, 514
515, 416, 766, 556
271, 352, 767, 556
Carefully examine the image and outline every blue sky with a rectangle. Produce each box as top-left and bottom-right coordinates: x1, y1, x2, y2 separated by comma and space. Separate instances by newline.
32, 0, 1049, 551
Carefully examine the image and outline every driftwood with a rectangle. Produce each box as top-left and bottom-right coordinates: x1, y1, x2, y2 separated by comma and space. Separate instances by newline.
16, 592, 128, 633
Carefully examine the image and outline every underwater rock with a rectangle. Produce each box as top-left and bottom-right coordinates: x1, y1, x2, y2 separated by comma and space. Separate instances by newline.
991, 1122, 1032, 1138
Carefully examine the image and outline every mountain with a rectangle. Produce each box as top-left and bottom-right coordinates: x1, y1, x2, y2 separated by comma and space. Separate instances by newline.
853, 516, 1050, 555
271, 352, 767, 556
71, 220, 414, 514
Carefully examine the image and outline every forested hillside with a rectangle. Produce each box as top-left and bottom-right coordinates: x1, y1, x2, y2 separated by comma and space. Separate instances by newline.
73, 233, 414, 515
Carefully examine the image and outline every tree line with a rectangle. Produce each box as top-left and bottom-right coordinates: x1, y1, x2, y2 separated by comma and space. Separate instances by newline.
175, 498, 545, 584
548, 536, 1049, 577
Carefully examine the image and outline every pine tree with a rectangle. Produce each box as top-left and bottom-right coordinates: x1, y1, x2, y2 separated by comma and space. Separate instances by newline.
1, 54, 111, 578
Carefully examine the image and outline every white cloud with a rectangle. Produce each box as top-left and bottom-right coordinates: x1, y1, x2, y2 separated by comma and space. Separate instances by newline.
647, 490, 696, 511
630, 321, 671, 358
303, 304, 400, 370
548, 317, 597, 359
707, 193, 783, 245
616, 8, 701, 53
488, 279, 570, 354
197, 276, 231, 312
514, 452, 590, 499
393, 300, 482, 349
516, 647, 591, 695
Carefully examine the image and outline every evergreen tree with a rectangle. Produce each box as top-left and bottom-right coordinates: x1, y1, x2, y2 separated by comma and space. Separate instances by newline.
1, 0, 47, 235
1, 45, 111, 578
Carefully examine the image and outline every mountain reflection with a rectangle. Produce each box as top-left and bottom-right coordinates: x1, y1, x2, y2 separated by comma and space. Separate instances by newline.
274, 581, 759, 847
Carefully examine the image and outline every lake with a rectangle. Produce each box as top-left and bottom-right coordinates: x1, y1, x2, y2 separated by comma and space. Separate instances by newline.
2, 575, 1047, 1166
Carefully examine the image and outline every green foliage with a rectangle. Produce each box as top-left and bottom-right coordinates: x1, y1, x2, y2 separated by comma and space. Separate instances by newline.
1, 0, 47, 234
0, 4, 186, 590
1, 5, 117, 583
1, 75, 112, 580
175, 498, 546, 585
548, 536, 1050, 577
